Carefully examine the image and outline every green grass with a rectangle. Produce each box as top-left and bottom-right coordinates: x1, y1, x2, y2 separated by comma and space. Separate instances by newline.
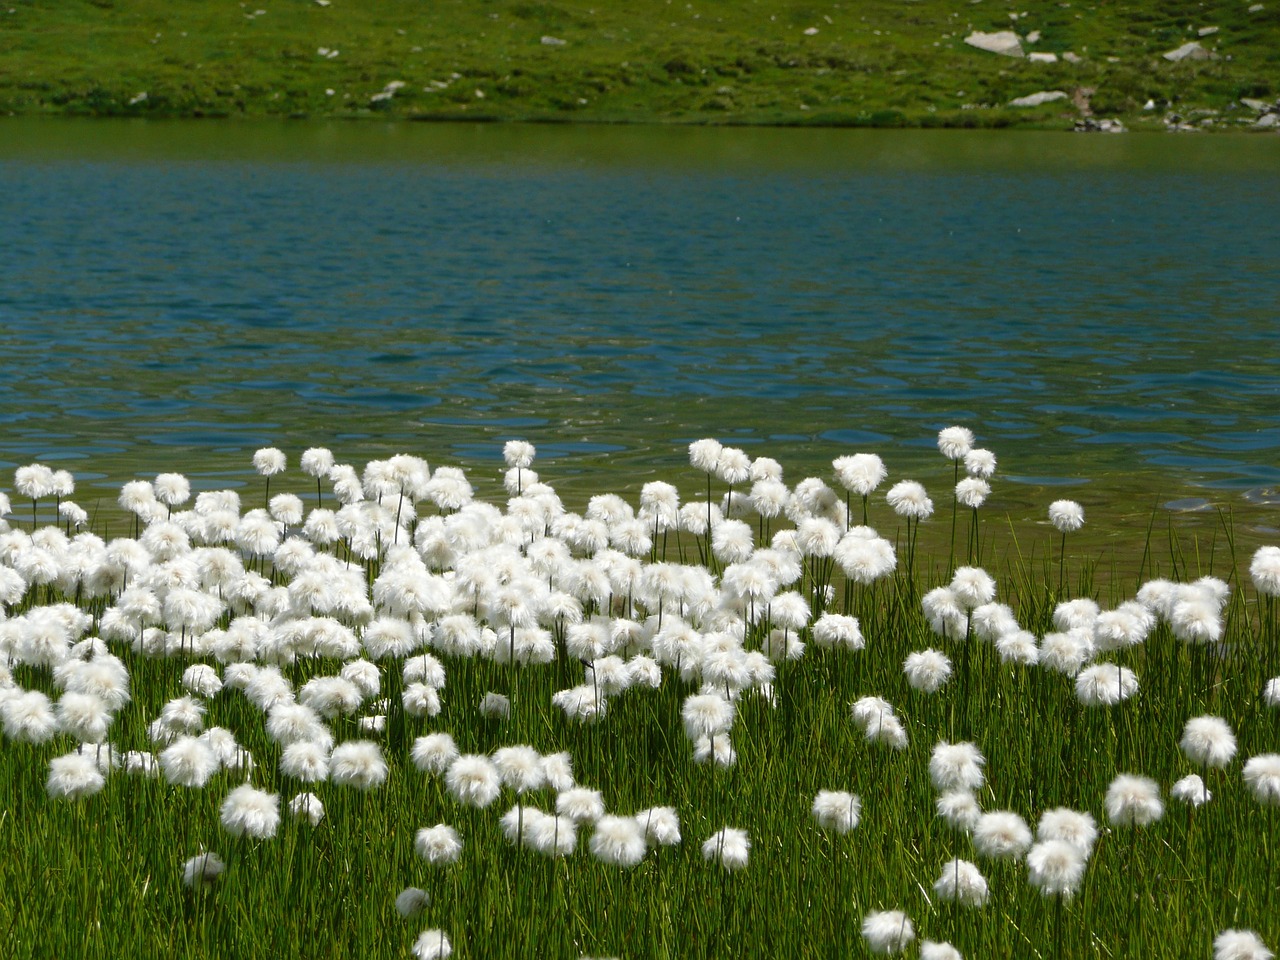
0, 441, 1278, 959
1, 0, 1277, 128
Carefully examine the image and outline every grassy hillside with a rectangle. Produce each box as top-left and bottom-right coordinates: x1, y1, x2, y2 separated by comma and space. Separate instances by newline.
1, 0, 1277, 128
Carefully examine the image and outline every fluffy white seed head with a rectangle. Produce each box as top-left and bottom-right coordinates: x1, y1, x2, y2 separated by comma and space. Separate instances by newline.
929, 742, 985, 793
972, 811, 1033, 861
862, 909, 916, 954
1026, 839, 1086, 900
1037, 808, 1098, 858
701, 826, 750, 870
1243, 754, 1280, 806
1171, 774, 1211, 807
812, 790, 861, 833
1106, 774, 1164, 826
219, 784, 280, 839
590, 815, 647, 868
415, 824, 463, 865
937, 426, 974, 461
1214, 930, 1274, 960
1048, 500, 1084, 533
933, 858, 988, 906
1180, 715, 1237, 769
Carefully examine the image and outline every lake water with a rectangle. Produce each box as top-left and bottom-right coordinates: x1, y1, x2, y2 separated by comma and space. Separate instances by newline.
1, 120, 1278, 550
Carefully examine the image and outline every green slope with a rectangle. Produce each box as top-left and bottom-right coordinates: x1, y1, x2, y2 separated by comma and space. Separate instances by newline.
1, 0, 1277, 127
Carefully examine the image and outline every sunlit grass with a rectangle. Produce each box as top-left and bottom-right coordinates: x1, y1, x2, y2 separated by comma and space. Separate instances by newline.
0, 432, 1277, 959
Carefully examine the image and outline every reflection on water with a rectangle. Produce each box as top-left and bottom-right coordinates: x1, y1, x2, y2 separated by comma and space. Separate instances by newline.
0, 120, 1277, 553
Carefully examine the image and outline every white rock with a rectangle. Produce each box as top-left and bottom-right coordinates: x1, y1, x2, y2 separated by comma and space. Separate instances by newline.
1163, 41, 1215, 62
1008, 90, 1068, 107
1026, 30, 1042, 43
803, 26, 819, 35
964, 30, 1024, 57
1241, 98, 1271, 112
1255, 113, 1280, 129
1143, 99, 1155, 110
1248, 4, 1264, 11
1028, 52, 1058, 63
1062, 51, 1082, 63
1197, 26, 1219, 37
540, 35, 566, 46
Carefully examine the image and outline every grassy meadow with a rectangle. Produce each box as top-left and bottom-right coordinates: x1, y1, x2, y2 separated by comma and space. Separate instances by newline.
0, 433, 1278, 959
1, 0, 1277, 128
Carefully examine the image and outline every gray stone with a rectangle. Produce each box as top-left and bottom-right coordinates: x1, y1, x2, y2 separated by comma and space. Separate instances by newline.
540, 35, 567, 46
964, 30, 1025, 57
1028, 51, 1058, 63
1008, 90, 1068, 107
1163, 41, 1215, 62
1062, 51, 1082, 63
1255, 113, 1280, 129
1197, 26, 1219, 37
1241, 98, 1271, 112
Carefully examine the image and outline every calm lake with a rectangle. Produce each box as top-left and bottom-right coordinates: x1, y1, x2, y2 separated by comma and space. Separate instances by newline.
1, 120, 1277, 552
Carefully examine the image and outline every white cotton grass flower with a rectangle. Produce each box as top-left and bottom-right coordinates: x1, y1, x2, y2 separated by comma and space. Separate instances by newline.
445, 754, 501, 808
1171, 774, 1211, 807
411, 929, 452, 960
1242, 754, 1280, 806
920, 942, 963, 960
886, 481, 933, 520
929, 742, 985, 793
972, 811, 1033, 861
693, 733, 737, 768
182, 851, 225, 890
300, 447, 335, 479
411, 733, 459, 775
681, 692, 735, 741
1250, 546, 1280, 597
1106, 774, 1164, 826
182, 664, 223, 698
851, 695, 896, 728
1037, 808, 1098, 858
964, 448, 997, 478
1039, 630, 1093, 677
862, 909, 915, 954
415, 824, 463, 864
557, 787, 605, 823
904, 649, 952, 694
160, 735, 219, 788
936, 790, 982, 832
1214, 929, 1274, 960
219, 784, 280, 839
329, 740, 387, 791
478, 691, 511, 720
1180, 715, 1237, 769
1171, 594, 1223, 645
288, 792, 325, 826
833, 453, 887, 496
1263, 678, 1280, 709
1075, 664, 1139, 707
493, 745, 545, 795
525, 811, 577, 858
950, 567, 995, 608
955, 477, 989, 509
2, 690, 58, 743
252, 448, 286, 476
540, 751, 574, 792
280, 740, 330, 783
933, 858, 988, 906
395, 887, 431, 919
46, 751, 106, 800
503, 440, 536, 469
811, 790, 861, 833
590, 815, 647, 867
688, 438, 723, 474
1048, 499, 1084, 533
937, 426, 974, 461
1026, 839, 1086, 900
1054, 598, 1099, 631
701, 826, 750, 870
812, 613, 864, 651
862, 712, 909, 750
636, 807, 681, 846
